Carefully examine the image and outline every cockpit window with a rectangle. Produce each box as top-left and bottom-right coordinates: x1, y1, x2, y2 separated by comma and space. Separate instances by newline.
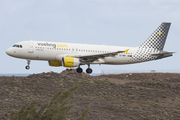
12, 44, 23, 48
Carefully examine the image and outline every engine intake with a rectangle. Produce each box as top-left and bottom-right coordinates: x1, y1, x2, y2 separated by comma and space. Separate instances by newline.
62, 57, 80, 67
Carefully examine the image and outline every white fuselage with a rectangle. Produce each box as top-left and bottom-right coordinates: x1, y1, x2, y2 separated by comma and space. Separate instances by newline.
6, 41, 139, 65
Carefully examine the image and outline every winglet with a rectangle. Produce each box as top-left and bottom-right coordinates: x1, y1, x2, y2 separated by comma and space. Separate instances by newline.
124, 49, 129, 54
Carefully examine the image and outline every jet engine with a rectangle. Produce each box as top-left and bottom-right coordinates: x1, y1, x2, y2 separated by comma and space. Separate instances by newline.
62, 57, 80, 67
48, 61, 62, 67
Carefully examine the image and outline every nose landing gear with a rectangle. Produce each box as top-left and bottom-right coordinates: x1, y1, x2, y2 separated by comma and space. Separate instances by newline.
25, 66, 30, 70
25, 59, 31, 70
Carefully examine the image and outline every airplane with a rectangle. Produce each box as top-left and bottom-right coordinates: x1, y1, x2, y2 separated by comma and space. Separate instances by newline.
6, 22, 174, 74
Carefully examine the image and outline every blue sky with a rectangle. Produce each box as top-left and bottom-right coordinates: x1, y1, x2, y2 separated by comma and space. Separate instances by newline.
1, 0, 180, 74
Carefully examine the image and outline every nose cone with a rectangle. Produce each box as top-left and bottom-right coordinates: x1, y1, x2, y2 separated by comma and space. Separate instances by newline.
6, 48, 12, 56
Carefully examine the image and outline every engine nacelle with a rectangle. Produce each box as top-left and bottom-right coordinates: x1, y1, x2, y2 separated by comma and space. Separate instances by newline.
48, 61, 62, 67
62, 57, 80, 67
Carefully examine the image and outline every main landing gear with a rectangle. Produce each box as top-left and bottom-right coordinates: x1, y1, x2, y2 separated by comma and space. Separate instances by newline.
86, 68, 92, 74
76, 64, 93, 74
76, 67, 83, 73
25, 59, 31, 70
86, 64, 92, 74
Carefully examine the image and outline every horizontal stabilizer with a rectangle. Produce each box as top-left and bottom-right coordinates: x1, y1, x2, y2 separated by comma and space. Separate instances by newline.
151, 51, 175, 56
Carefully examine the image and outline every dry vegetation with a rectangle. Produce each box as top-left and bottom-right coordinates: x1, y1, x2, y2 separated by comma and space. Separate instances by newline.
1, 70, 180, 120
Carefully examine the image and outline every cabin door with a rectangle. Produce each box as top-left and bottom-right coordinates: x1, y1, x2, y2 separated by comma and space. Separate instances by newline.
28, 42, 34, 53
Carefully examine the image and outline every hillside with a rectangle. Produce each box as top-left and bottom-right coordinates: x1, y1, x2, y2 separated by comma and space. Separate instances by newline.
1, 70, 180, 120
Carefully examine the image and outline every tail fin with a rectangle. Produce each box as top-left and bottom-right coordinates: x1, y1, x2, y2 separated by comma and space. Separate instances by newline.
139, 22, 171, 51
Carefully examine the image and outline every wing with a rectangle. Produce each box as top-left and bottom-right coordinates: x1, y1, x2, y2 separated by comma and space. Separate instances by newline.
67, 49, 129, 63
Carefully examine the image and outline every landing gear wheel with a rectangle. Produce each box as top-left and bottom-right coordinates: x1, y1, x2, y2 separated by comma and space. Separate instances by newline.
25, 59, 31, 70
76, 67, 83, 73
86, 68, 92, 74
25, 66, 30, 70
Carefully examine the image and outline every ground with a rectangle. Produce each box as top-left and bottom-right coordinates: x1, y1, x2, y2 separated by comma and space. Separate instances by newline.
1, 70, 180, 120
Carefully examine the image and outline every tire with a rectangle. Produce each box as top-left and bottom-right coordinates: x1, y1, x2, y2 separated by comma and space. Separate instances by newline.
25, 66, 30, 70
86, 68, 92, 74
76, 67, 83, 73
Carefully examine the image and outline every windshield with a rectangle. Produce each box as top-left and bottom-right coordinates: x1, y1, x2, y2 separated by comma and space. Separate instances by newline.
12, 44, 23, 48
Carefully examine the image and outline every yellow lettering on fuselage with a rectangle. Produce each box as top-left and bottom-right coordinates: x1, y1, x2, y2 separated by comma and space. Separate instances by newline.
56, 44, 68, 47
